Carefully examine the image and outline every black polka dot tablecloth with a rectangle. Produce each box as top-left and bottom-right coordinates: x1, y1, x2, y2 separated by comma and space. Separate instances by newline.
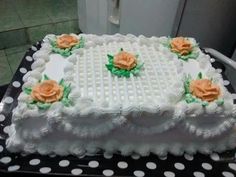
0, 43, 236, 177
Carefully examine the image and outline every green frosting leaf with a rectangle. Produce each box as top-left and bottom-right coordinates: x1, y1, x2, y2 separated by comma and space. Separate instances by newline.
105, 49, 144, 78
26, 77, 73, 110
59, 79, 65, 87
51, 36, 85, 57
216, 99, 224, 106
202, 101, 209, 107
63, 84, 72, 99
197, 72, 202, 79
36, 102, 51, 110
44, 74, 50, 80
61, 98, 72, 107
163, 37, 199, 61
183, 74, 223, 106
107, 54, 114, 63
27, 103, 36, 109
61, 83, 72, 107
184, 74, 191, 94
23, 87, 32, 95
105, 63, 113, 70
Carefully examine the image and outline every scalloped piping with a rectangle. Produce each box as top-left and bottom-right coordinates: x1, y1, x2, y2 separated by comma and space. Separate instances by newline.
7, 128, 236, 156
183, 118, 235, 139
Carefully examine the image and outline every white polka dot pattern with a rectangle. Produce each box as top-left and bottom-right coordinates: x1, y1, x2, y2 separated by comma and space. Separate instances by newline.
59, 160, 70, 167
164, 171, 175, 177
228, 163, 236, 171
131, 154, 140, 160
8, 165, 20, 172
0, 145, 3, 152
29, 159, 40, 165
117, 161, 128, 169
3, 97, 13, 104
31, 46, 37, 51
201, 162, 212, 170
26, 56, 33, 61
133, 170, 145, 177
103, 152, 113, 159
19, 67, 27, 73
184, 154, 194, 161
222, 171, 235, 177
0, 114, 5, 122
0, 157, 11, 164
174, 162, 185, 170
49, 154, 56, 158
103, 169, 114, 176
146, 162, 157, 170
88, 160, 99, 168
159, 156, 167, 160
40, 167, 51, 174
210, 153, 220, 161
71, 168, 83, 175
223, 80, 230, 86
193, 171, 205, 177
12, 81, 21, 88
3, 126, 10, 134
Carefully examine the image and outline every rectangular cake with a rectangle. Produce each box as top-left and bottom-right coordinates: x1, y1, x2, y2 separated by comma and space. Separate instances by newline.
6, 33, 236, 156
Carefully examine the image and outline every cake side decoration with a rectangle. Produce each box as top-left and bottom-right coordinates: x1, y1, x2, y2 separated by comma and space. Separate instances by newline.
163, 37, 199, 61
57, 34, 79, 49
106, 48, 144, 77
31, 80, 63, 103
190, 79, 220, 102
51, 34, 85, 57
184, 72, 223, 106
23, 75, 72, 109
170, 37, 192, 55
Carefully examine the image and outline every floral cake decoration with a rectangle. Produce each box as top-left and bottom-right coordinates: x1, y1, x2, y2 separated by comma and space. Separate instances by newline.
23, 75, 72, 110
50, 34, 85, 57
163, 37, 199, 61
184, 72, 224, 106
105, 48, 144, 78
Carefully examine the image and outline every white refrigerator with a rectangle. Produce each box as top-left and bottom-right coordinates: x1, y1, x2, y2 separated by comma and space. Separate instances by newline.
78, 0, 182, 37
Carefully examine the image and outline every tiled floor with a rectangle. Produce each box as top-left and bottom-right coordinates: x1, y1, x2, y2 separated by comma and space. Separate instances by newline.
0, 0, 79, 49
0, 0, 78, 30
0, 45, 30, 85
0, 0, 80, 86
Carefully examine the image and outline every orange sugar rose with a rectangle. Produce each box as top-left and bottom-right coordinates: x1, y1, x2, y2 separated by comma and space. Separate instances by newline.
31, 80, 63, 103
113, 51, 137, 70
56, 34, 79, 49
190, 79, 220, 102
170, 37, 192, 55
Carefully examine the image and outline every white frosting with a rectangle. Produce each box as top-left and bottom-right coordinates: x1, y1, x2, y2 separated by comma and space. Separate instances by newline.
6, 34, 236, 156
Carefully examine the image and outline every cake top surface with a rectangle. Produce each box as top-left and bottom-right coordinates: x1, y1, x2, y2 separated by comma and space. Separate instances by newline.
14, 33, 235, 121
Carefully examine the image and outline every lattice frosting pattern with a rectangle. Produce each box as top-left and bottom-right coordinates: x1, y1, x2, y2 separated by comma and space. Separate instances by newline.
76, 41, 183, 106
